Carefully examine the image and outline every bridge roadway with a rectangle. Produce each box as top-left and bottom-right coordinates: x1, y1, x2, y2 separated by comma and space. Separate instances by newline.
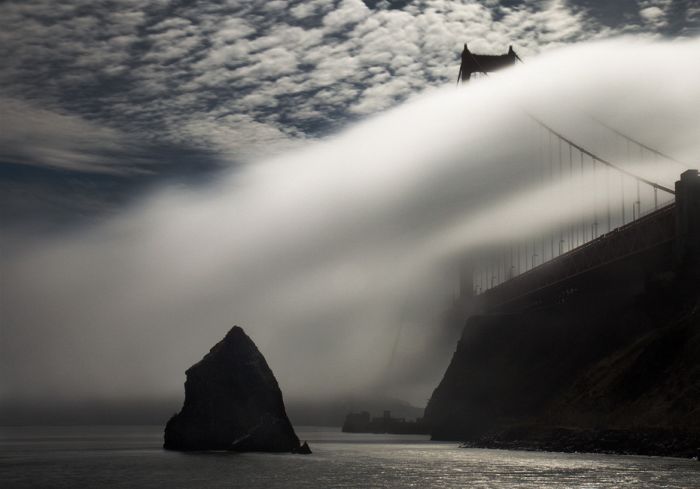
477, 169, 699, 313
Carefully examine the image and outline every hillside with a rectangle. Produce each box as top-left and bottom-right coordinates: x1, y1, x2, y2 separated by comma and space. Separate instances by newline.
425, 272, 700, 458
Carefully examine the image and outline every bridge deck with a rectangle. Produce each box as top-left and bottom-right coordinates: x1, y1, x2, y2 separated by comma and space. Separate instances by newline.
479, 203, 676, 310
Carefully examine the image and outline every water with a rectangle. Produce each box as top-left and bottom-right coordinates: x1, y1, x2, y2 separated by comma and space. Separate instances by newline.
1, 426, 698, 488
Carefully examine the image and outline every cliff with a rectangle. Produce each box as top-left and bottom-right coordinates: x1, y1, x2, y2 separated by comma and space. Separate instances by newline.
425, 273, 700, 458
163, 326, 302, 452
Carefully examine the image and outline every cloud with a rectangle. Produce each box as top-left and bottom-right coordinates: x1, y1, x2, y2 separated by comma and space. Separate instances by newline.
323, 0, 370, 30
639, 3, 668, 29
179, 112, 305, 160
0, 98, 151, 175
1, 0, 677, 178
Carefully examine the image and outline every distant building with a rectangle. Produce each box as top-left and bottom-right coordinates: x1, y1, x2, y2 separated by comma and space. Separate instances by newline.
342, 410, 429, 435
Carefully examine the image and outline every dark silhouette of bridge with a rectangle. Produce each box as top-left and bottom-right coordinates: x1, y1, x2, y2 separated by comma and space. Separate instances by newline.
457, 43, 519, 83
445, 45, 699, 319
458, 111, 699, 313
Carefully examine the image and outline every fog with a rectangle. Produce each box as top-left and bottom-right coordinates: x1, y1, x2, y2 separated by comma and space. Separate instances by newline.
2, 38, 699, 416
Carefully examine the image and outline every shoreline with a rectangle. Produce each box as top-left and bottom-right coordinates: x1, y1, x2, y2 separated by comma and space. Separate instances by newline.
448, 426, 700, 460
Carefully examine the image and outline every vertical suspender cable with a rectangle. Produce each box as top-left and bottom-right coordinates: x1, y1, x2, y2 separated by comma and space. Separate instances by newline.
621, 173, 626, 225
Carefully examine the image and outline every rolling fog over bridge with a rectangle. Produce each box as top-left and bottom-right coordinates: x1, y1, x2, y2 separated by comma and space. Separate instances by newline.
457, 111, 698, 313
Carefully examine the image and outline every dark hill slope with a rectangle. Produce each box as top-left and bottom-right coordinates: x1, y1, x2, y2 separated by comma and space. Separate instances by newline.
425, 275, 700, 458
553, 302, 700, 433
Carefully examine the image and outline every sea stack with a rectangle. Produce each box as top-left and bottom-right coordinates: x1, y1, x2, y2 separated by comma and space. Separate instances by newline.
164, 326, 303, 452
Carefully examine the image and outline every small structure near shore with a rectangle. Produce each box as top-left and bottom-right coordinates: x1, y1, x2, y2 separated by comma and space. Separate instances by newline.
342, 410, 429, 435
164, 326, 309, 453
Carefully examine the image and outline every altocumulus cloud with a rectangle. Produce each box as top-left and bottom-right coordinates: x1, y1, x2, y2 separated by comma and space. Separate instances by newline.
2, 0, 696, 180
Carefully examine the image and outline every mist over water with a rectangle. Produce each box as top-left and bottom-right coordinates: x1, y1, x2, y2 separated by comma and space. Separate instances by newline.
2, 38, 699, 414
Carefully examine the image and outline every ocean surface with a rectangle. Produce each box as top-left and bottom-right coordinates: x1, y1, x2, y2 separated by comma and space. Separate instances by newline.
1, 425, 699, 488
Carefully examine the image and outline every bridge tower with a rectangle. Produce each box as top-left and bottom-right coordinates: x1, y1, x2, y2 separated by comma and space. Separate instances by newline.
675, 169, 700, 276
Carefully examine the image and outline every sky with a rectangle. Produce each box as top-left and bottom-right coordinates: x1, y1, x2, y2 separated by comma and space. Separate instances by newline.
1, 0, 700, 422
1, 0, 698, 232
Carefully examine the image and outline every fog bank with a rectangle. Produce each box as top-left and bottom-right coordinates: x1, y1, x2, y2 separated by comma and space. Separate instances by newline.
2, 38, 699, 414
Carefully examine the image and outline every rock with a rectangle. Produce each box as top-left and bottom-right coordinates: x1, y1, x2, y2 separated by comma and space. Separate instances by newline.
163, 326, 301, 452
293, 441, 312, 454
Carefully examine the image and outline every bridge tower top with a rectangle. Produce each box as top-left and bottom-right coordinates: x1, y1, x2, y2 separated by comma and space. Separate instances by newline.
457, 43, 519, 84
675, 169, 700, 275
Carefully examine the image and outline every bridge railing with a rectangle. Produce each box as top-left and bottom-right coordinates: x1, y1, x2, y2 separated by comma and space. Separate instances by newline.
478, 202, 676, 309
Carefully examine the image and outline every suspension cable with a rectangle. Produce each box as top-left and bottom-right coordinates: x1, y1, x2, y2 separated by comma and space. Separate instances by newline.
458, 48, 676, 195
527, 114, 675, 195
589, 116, 690, 168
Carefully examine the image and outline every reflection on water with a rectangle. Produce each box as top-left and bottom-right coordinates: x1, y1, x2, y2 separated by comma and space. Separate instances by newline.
1, 426, 698, 488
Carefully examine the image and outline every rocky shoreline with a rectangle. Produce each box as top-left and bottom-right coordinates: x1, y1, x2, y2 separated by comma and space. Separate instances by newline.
459, 426, 700, 459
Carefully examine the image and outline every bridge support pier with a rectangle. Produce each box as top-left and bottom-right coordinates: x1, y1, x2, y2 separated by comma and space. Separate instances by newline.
675, 169, 700, 276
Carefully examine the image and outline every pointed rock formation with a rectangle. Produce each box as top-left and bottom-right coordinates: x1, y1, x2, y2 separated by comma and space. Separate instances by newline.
164, 326, 302, 452
293, 441, 312, 454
